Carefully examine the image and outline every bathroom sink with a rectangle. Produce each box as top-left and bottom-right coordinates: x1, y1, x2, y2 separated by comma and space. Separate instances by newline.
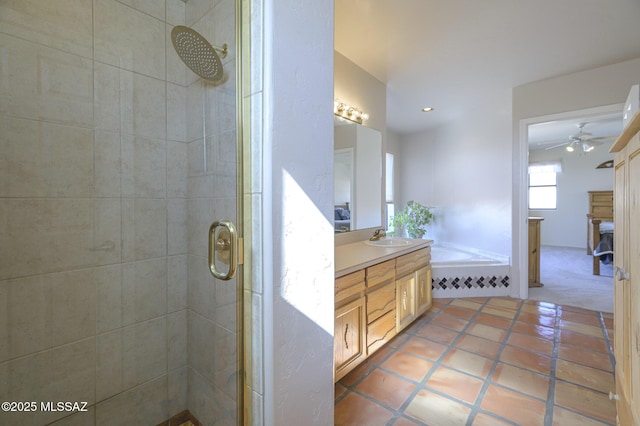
364, 238, 415, 248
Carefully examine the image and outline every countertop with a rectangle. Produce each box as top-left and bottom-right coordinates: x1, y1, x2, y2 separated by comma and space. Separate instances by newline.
335, 238, 433, 278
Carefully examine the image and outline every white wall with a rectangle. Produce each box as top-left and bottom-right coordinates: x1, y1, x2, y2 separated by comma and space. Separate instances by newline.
528, 146, 614, 248
262, 0, 335, 424
399, 91, 513, 256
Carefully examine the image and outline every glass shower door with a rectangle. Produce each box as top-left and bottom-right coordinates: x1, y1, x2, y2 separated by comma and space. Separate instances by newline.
0, 0, 244, 424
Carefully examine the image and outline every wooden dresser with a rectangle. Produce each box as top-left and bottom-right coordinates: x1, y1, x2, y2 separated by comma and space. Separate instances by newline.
586, 190, 613, 275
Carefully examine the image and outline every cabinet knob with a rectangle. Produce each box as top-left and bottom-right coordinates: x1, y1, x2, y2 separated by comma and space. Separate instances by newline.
609, 392, 619, 401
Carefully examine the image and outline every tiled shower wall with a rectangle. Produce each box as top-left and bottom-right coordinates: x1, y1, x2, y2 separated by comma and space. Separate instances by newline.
0, 0, 237, 424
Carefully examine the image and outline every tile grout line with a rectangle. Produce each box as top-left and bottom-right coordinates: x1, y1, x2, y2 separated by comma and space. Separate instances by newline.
465, 299, 523, 426
542, 304, 561, 426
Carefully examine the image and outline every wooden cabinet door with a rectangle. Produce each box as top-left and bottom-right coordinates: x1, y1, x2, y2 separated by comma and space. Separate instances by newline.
613, 132, 640, 426
396, 273, 416, 332
628, 135, 640, 425
334, 297, 366, 381
415, 266, 432, 315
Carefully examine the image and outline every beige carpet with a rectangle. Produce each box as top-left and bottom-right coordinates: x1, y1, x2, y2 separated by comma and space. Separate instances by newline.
528, 245, 614, 313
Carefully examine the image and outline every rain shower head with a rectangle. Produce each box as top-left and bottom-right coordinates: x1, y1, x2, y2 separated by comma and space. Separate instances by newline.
171, 25, 227, 82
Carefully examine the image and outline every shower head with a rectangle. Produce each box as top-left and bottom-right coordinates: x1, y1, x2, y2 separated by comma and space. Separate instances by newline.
171, 25, 227, 82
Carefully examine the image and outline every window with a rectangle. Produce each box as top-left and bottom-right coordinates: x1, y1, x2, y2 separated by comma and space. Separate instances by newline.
528, 162, 561, 209
386, 153, 394, 230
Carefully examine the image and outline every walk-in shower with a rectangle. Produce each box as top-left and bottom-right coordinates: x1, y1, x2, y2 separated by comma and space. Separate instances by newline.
0, 0, 245, 424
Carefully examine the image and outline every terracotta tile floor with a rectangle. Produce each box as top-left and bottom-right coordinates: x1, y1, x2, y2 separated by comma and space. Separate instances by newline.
335, 297, 617, 426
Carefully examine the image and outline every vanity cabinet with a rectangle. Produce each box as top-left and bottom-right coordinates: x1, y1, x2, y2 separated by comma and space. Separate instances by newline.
396, 248, 432, 332
334, 245, 432, 381
334, 270, 366, 381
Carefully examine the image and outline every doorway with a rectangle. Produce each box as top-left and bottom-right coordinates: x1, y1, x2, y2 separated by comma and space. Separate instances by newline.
518, 104, 622, 311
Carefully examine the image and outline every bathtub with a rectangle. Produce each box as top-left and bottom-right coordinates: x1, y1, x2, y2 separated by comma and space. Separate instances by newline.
429, 245, 511, 298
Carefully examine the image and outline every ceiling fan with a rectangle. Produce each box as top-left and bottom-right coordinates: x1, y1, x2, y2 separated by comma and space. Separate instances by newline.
544, 122, 616, 153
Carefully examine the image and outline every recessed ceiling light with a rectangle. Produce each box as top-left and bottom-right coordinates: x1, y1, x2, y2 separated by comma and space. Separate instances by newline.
421, 107, 434, 112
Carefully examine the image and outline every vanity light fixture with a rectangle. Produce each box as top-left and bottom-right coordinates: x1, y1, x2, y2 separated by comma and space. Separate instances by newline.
421, 107, 434, 112
334, 101, 369, 124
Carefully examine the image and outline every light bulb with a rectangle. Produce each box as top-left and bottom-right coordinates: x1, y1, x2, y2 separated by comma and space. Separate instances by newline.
566, 145, 574, 152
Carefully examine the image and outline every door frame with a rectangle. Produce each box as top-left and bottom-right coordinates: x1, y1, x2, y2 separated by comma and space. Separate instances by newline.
515, 103, 624, 300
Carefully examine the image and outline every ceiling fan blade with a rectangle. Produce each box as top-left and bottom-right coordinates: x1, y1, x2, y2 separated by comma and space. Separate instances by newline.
589, 135, 617, 142
544, 141, 570, 150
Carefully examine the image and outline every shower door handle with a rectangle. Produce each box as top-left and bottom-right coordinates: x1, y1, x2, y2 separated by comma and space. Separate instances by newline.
208, 220, 238, 280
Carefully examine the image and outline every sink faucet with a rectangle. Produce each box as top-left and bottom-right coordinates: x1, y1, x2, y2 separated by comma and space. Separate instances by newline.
369, 228, 386, 241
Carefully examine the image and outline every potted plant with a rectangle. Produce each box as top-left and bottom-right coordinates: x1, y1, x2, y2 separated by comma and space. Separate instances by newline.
390, 200, 434, 239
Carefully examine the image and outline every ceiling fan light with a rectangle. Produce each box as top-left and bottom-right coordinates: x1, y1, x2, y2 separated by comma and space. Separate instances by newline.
583, 142, 594, 152
566, 145, 574, 152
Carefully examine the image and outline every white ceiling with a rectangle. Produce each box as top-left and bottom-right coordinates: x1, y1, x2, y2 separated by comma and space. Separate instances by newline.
527, 111, 623, 151
334, 0, 640, 137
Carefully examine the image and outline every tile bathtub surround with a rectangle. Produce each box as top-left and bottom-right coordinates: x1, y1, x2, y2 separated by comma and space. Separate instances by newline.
335, 297, 617, 426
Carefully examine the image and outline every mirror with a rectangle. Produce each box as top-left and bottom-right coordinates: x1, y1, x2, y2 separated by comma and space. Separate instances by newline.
334, 117, 383, 232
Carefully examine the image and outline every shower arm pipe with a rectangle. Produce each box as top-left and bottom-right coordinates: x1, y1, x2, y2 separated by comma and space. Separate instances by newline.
212, 43, 228, 58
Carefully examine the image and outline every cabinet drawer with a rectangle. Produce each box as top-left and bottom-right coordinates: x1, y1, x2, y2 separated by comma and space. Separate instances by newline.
366, 259, 395, 289
367, 310, 396, 355
335, 270, 365, 305
396, 247, 430, 277
367, 283, 395, 324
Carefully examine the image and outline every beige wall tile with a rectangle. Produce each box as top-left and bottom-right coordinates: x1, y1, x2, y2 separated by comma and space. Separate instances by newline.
168, 198, 188, 255
0, 270, 96, 362
96, 375, 168, 425
94, 130, 122, 197
0, 199, 95, 279
122, 318, 168, 388
119, 71, 167, 140
0, 275, 50, 361
122, 199, 167, 261
186, 80, 204, 141
122, 259, 167, 325
94, 198, 122, 266
0, 117, 94, 197
121, 135, 167, 198
167, 83, 188, 142
0, 0, 92, 58
167, 0, 187, 26
188, 255, 215, 319
93, 62, 121, 132
0, 339, 96, 425
168, 366, 188, 417
94, 0, 166, 80
168, 310, 188, 369
96, 265, 123, 333
168, 255, 188, 312
96, 330, 123, 401
167, 141, 188, 198
0, 34, 93, 127
117, 0, 166, 20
